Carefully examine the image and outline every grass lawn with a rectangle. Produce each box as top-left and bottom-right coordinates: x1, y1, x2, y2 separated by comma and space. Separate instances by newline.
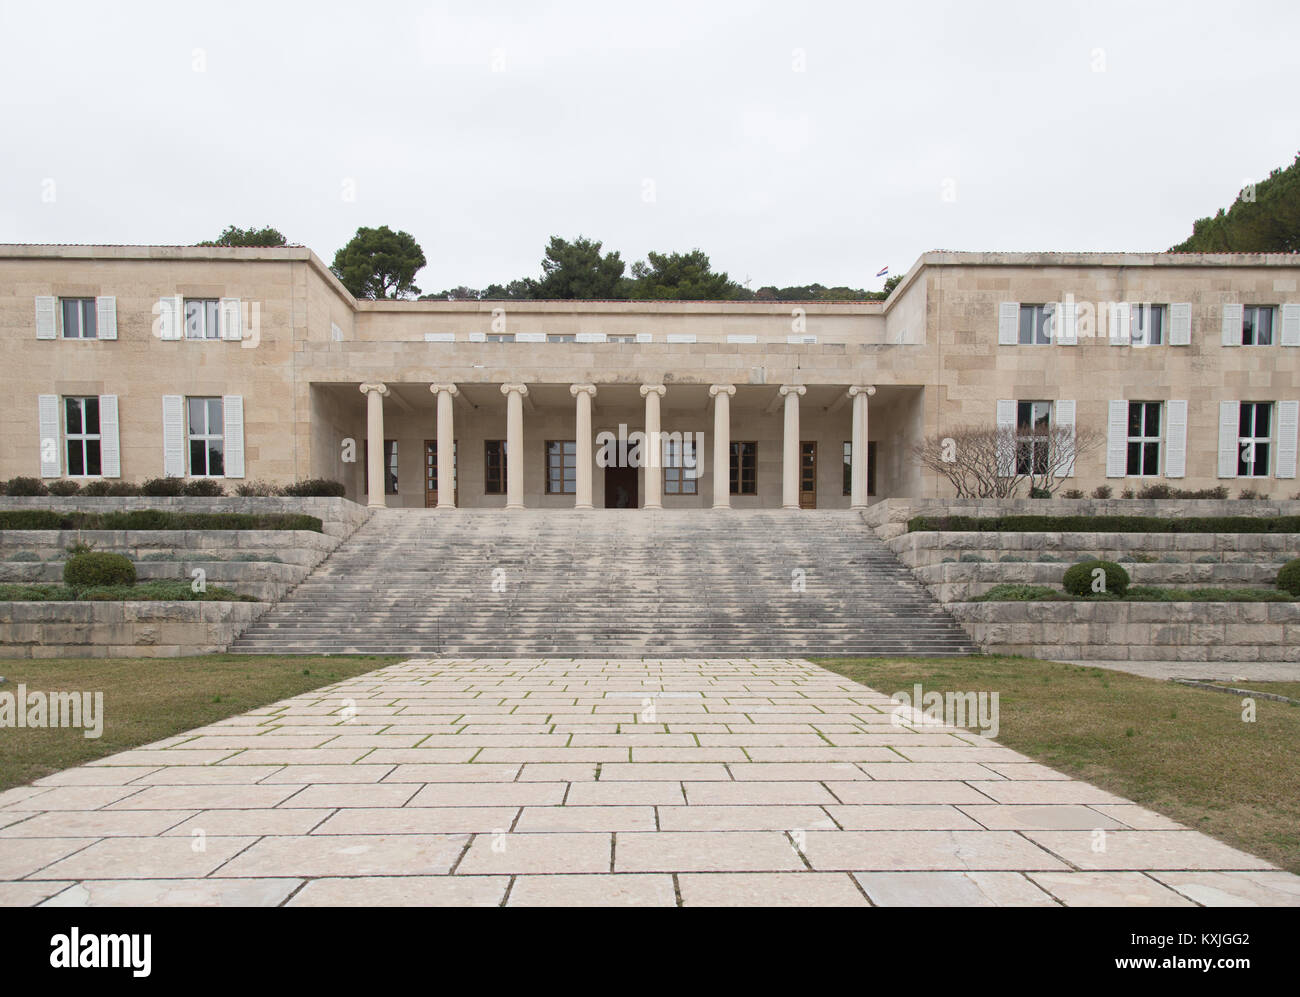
815, 655, 1300, 875
0, 654, 403, 792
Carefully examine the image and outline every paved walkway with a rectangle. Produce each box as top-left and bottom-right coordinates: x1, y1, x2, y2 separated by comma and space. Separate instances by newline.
2, 658, 1298, 907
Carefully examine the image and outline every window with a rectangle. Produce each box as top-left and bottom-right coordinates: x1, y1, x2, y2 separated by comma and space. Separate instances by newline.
364, 439, 398, 494
730, 441, 757, 495
60, 298, 98, 339
425, 440, 457, 492
484, 440, 507, 493
184, 298, 220, 340
607, 334, 637, 344
663, 436, 698, 495
546, 440, 577, 494
1131, 304, 1165, 346
842, 441, 877, 496
187, 397, 225, 476
1015, 401, 1051, 475
64, 397, 102, 475
1238, 402, 1272, 476
546, 334, 576, 343
486, 333, 515, 343
1018, 304, 1054, 345
1126, 402, 1162, 475
1242, 306, 1275, 346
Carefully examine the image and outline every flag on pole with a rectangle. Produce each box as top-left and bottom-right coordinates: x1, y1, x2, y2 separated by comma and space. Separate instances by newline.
876, 266, 889, 277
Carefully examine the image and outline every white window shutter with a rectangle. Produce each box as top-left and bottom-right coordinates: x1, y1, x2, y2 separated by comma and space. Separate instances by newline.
1109, 302, 1130, 345
35, 296, 57, 339
516, 332, 545, 343
1164, 400, 1187, 478
1277, 401, 1299, 479
158, 297, 179, 340
98, 394, 120, 477
997, 302, 1019, 345
1106, 400, 1128, 477
38, 394, 60, 477
162, 395, 185, 477
996, 400, 1016, 476
1221, 303, 1243, 346
1218, 400, 1239, 478
222, 395, 245, 478
1056, 302, 1077, 345
219, 298, 242, 341
1054, 399, 1076, 475
576, 332, 607, 343
635, 333, 653, 343
468, 332, 486, 343
1280, 304, 1300, 347
1169, 303, 1192, 346
96, 296, 117, 340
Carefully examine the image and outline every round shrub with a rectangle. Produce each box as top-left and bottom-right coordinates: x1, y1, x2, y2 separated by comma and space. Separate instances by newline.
1063, 559, 1130, 597
4, 476, 49, 496
182, 478, 226, 497
234, 480, 282, 497
63, 552, 137, 588
1278, 559, 1300, 597
141, 476, 184, 497
46, 479, 82, 496
282, 478, 346, 497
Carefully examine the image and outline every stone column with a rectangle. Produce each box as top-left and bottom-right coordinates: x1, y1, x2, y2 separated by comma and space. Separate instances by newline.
848, 385, 876, 510
501, 383, 528, 510
359, 382, 389, 509
571, 384, 597, 510
709, 384, 735, 509
780, 384, 806, 510
640, 384, 666, 510
429, 383, 459, 508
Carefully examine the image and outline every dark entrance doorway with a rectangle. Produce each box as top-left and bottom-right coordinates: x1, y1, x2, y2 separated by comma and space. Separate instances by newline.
604, 465, 638, 508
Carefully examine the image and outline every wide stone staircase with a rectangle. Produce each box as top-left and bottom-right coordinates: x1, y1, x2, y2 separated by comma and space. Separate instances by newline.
229, 508, 975, 656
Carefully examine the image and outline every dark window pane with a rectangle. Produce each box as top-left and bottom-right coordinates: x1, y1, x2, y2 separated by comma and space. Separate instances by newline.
82, 300, 97, 339
1143, 442, 1159, 475
1017, 402, 1032, 432
189, 398, 205, 435
1253, 442, 1270, 475
1239, 404, 1252, 436
1128, 403, 1142, 436
86, 440, 101, 476
1127, 442, 1141, 475
190, 439, 206, 475
62, 299, 79, 337
1255, 404, 1271, 437
1145, 403, 1160, 437
65, 398, 82, 435
1258, 308, 1273, 345
84, 396, 99, 435
67, 441, 84, 476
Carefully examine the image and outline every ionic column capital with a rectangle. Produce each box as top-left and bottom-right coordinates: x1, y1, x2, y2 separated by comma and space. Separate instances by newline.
709, 384, 736, 398
640, 383, 666, 398
779, 384, 806, 397
429, 383, 460, 397
501, 383, 530, 397
570, 383, 598, 398
359, 382, 389, 397
848, 385, 877, 398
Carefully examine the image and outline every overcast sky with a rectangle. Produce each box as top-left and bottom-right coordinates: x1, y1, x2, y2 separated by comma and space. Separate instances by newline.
3, 0, 1298, 292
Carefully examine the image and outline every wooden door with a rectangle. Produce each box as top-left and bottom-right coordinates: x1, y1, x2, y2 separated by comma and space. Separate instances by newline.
799, 441, 817, 509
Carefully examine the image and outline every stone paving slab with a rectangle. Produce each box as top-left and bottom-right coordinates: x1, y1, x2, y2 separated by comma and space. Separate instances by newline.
1, 657, 1297, 907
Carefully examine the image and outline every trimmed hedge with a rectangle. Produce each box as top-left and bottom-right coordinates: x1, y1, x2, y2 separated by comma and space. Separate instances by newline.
0, 581, 255, 602
909, 515, 1300, 534
63, 552, 137, 587
1063, 559, 1130, 596
0, 510, 322, 532
1278, 559, 1300, 597
281, 478, 347, 497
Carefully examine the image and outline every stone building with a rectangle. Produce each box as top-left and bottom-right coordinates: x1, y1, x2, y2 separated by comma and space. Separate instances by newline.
3, 244, 1297, 508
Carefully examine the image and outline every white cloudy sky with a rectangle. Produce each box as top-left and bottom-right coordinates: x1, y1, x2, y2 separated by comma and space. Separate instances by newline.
2, 0, 1298, 292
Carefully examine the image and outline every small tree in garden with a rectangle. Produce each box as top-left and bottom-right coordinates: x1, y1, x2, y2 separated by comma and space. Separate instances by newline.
911, 423, 1102, 498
